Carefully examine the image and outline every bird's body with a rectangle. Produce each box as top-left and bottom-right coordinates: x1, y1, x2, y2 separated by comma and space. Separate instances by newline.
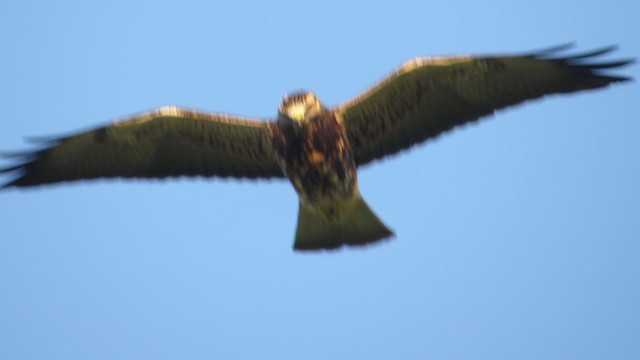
271, 93, 357, 206
0, 44, 633, 251
270, 92, 392, 249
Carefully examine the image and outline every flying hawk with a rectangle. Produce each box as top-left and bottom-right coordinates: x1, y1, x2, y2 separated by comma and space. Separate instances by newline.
0, 44, 633, 251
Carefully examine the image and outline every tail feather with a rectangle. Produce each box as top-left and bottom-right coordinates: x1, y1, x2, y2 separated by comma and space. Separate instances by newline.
293, 195, 393, 251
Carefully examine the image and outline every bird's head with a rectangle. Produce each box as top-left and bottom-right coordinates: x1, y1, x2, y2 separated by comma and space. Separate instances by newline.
277, 91, 325, 126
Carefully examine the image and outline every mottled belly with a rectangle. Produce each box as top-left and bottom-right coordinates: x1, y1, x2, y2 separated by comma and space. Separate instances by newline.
288, 146, 356, 204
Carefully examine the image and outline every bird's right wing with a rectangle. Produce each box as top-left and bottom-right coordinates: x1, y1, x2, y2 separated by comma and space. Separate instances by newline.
337, 45, 634, 167
1, 106, 285, 188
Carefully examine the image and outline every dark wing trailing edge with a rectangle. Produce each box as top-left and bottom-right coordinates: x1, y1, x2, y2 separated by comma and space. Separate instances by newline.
0, 107, 285, 188
337, 44, 634, 166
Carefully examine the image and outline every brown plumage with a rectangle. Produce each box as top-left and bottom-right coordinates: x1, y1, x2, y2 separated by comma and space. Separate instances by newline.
0, 44, 633, 251
270, 92, 392, 250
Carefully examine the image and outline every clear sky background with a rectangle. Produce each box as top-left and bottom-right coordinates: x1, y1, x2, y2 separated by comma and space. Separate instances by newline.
0, 1, 638, 359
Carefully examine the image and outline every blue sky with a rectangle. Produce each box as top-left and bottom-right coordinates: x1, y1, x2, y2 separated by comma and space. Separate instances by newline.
0, 1, 638, 359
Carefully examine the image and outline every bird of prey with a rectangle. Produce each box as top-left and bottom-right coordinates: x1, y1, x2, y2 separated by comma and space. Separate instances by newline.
0, 44, 633, 251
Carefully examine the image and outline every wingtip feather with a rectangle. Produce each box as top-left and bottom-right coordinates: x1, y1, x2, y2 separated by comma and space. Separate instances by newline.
523, 42, 576, 57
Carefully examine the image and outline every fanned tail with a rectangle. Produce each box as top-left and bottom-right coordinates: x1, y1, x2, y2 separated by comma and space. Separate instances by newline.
293, 194, 393, 251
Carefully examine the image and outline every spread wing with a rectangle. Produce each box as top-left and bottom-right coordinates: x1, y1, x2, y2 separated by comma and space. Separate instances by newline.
1, 106, 285, 187
337, 44, 634, 166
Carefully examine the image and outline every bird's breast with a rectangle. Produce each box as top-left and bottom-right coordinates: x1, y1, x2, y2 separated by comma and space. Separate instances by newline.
270, 112, 357, 205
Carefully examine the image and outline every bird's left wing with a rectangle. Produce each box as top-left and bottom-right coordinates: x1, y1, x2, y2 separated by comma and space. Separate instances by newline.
337, 45, 634, 166
1, 106, 285, 188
